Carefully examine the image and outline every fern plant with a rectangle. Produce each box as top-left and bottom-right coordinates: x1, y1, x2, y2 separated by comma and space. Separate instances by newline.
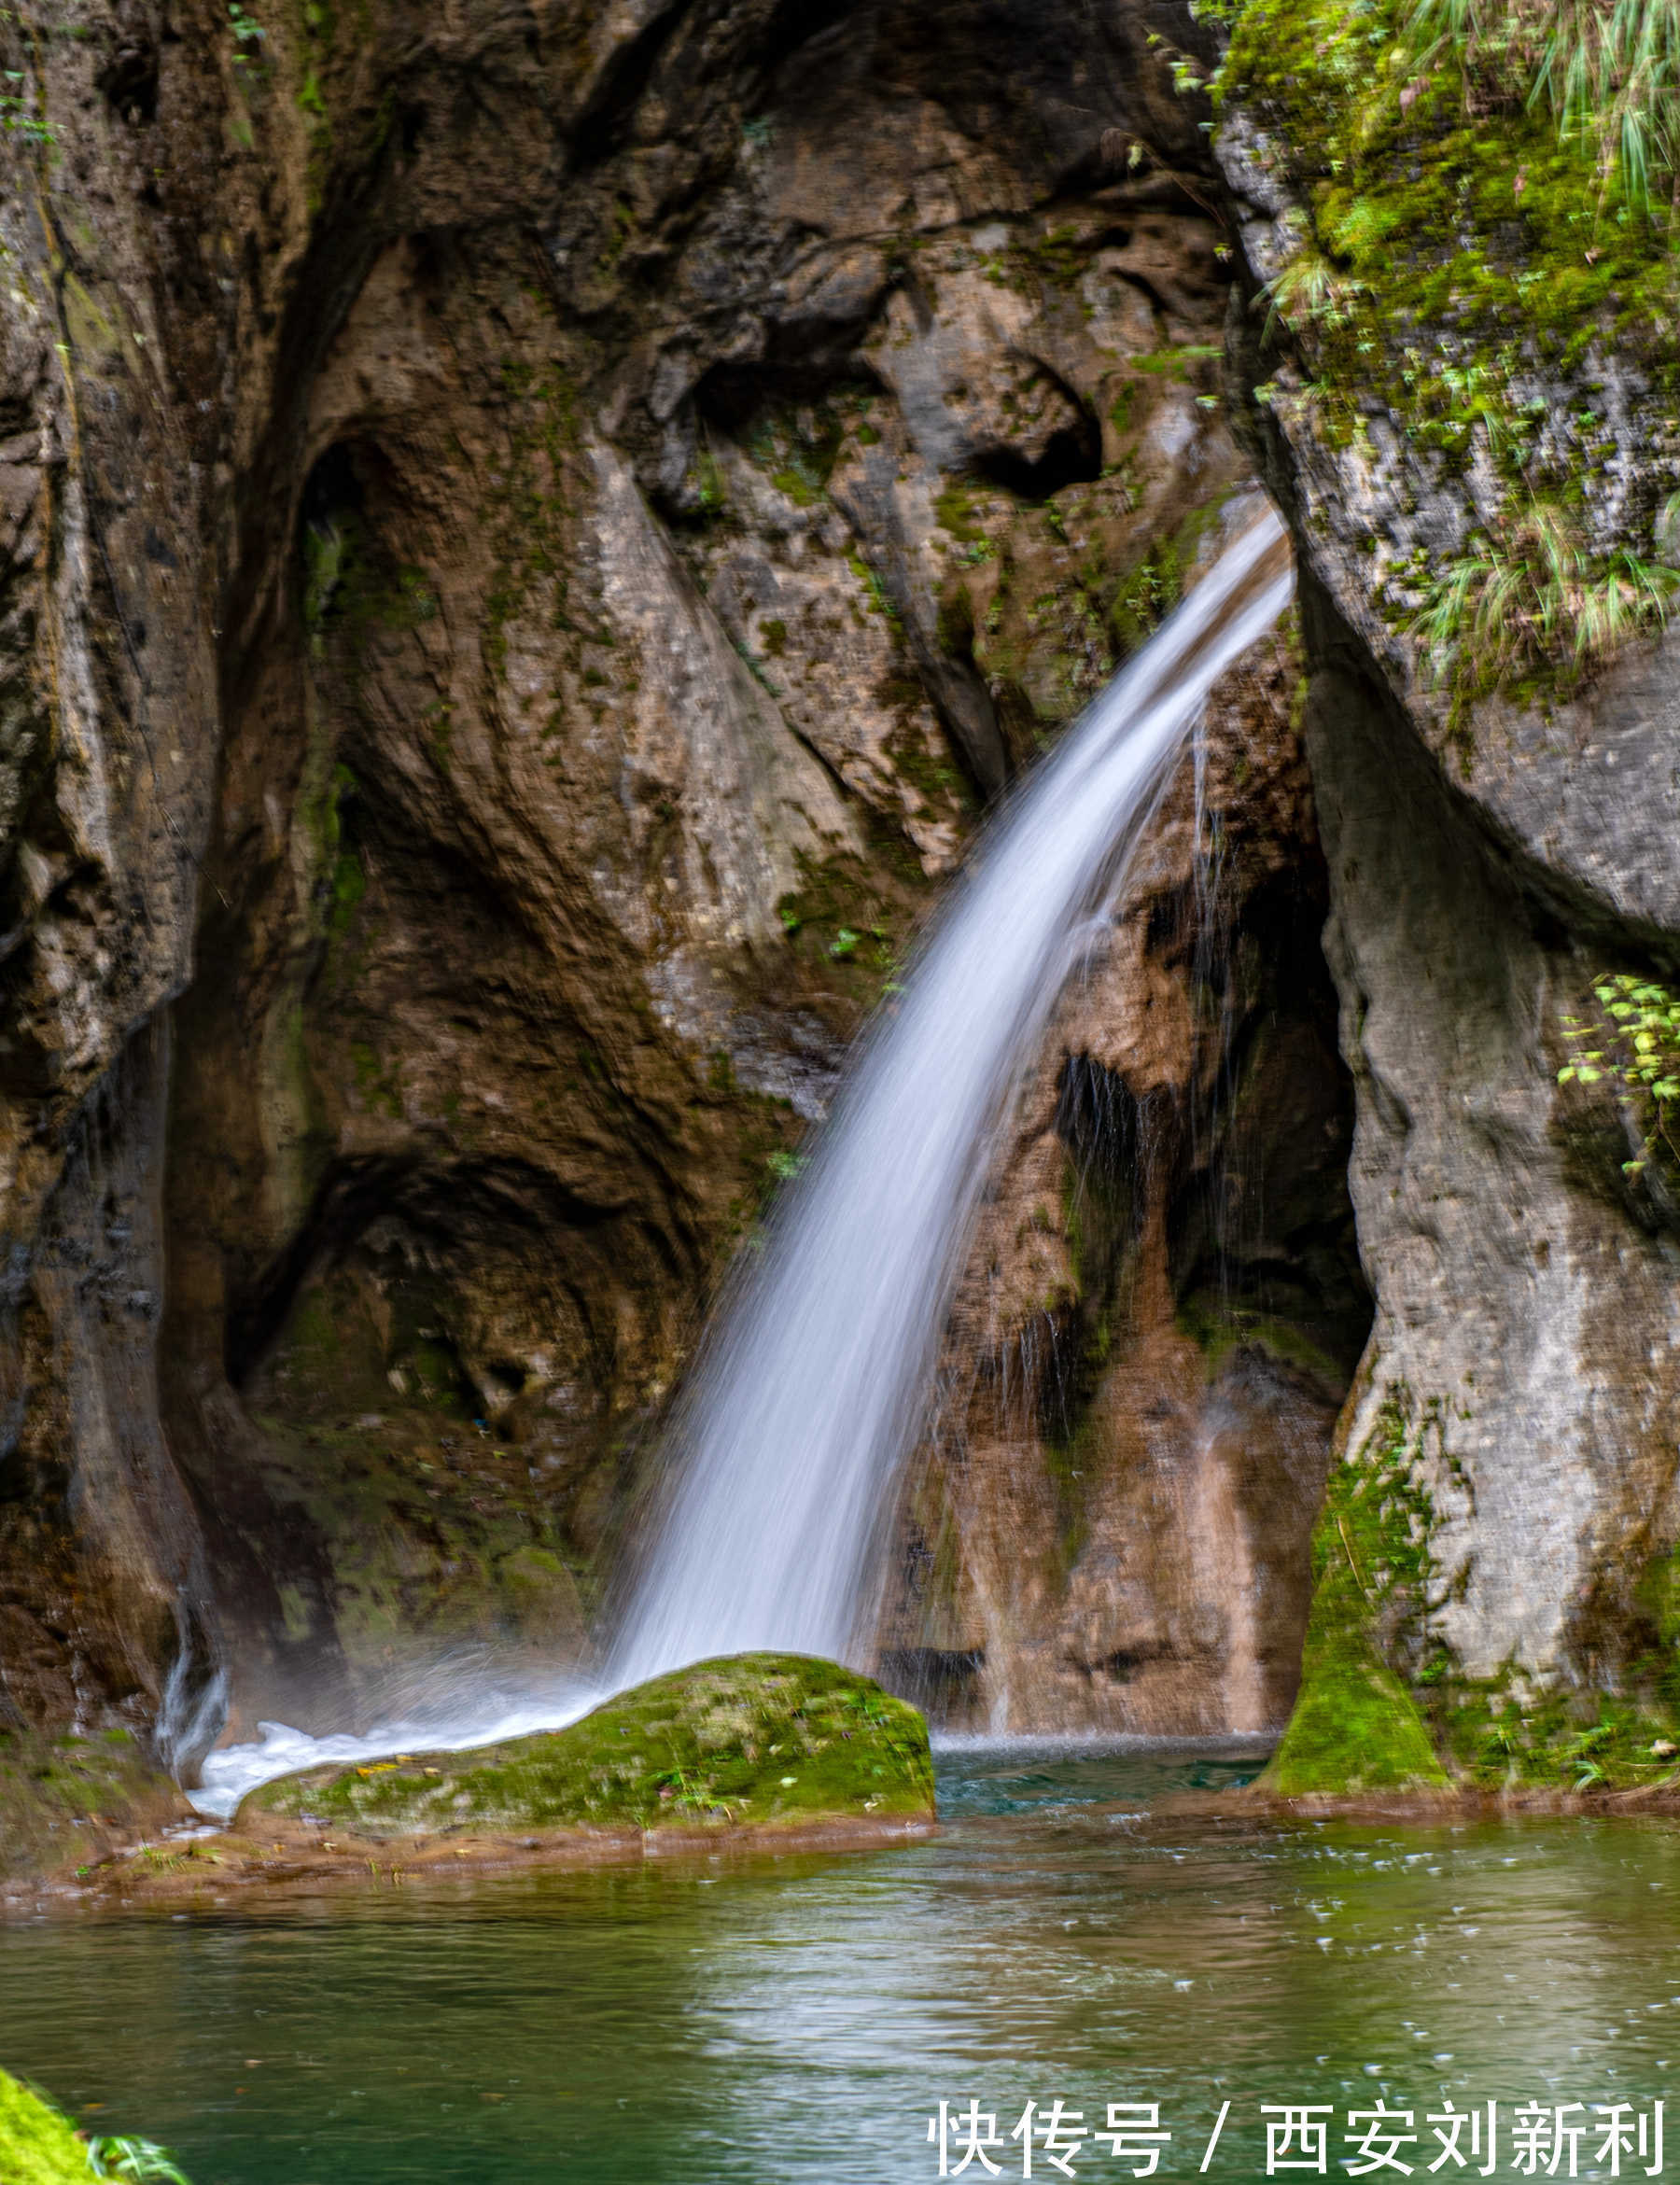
87, 2136, 195, 2185
1263, 242, 1369, 331
1560, 972, 1680, 1175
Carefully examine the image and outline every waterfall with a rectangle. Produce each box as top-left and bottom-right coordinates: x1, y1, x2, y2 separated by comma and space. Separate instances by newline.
182, 503, 1290, 1818
610, 502, 1295, 1689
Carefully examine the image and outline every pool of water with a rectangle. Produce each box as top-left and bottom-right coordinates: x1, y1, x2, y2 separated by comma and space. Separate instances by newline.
7, 1745, 1680, 2183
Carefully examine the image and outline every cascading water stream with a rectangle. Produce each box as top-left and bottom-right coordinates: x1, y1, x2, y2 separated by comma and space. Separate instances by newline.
610, 503, 1295, 1688
185, 502, 1291, 1817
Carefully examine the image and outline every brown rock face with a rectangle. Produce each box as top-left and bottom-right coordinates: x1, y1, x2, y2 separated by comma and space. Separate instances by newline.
0, 0, 1362, 1757
876, 633, 1366, 1735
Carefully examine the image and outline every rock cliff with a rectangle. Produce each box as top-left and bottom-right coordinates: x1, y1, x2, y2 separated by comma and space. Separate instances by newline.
0, 0, 1364, 1765
1213, 0, 1680, 1788
22, 0, 1668, 1790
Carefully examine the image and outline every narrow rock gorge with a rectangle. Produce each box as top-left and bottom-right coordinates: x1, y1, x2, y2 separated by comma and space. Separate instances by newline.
4, 0, 1678, 1813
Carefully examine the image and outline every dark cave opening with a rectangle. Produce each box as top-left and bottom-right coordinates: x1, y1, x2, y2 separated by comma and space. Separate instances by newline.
972, 409, 1104, 501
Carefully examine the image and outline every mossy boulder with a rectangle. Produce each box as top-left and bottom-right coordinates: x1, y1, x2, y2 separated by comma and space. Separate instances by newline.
1265, 1628, 1448, 1798
0, 1725, 192, 1884
0, 2072, 189, 2185
238, 1654, 936, 1839
1262, 1394, 1449, 1798
0, 2070, 105, 2185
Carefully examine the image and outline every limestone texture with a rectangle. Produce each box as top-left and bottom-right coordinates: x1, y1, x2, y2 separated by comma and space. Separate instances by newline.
1213, 0, 1680, 1785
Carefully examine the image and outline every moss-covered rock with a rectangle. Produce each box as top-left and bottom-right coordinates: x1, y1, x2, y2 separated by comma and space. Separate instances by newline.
0, 2072, 191, 2185
1211, 0, 1680, 710
1263, 1393, 1449, 1796
1266, 1628, 1447, 1798
0, 1726, 193, 1885
239, 1655, 936, 1839
1266, 1381, 1680, 1801
0, 2070, 106, 2185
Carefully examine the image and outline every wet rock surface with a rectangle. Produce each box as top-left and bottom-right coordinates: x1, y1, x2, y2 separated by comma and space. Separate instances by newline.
0, 1723, 190, 1888
875, 620, 1367, 1736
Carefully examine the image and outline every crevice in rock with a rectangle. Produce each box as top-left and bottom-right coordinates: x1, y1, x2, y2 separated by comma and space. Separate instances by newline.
877, 1645, 986, 1716
567, 0, 701, 171
97, 39, 158, 125
972, 390, 1103, 501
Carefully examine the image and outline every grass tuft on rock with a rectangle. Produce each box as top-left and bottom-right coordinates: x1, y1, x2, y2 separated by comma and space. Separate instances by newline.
239, 1653, 936, 1838
1209, 0, 1680, 705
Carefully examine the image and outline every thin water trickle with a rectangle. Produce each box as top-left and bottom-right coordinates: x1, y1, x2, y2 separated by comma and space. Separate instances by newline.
611, 503, 1294, 1687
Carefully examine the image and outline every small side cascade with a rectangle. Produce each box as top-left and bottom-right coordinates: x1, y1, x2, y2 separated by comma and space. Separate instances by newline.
610, 505, 1295, 1689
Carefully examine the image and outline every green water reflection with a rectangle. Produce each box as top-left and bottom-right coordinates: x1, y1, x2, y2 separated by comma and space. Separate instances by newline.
6, 1746, 1680, 2183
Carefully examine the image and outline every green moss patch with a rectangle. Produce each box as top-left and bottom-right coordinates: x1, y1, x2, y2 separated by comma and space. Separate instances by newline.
1264, 1393, 1449, 1795
1425, 1521, 1680, 1792
0, 1726, 189, 1884
0, 2071, 193, 2185
245, 1263, 595, 1669
1212, 0, 1680, 702
240, 1653, 936, 1837
0, 2072, 94, 2185
1267, 1626, 1446, 1796
774, 846, 918, 1008
1267, 1389, 1680, 1797
1433, 1667, 1680, 1795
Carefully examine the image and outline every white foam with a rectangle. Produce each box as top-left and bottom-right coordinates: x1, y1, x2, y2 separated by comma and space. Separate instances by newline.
189, 1677, 600, 1821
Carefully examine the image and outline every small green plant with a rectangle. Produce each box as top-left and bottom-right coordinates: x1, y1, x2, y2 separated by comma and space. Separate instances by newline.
0, 71, 52, 143
1208, 1, 1680, 704
693, 446, 726, 516
1412, 498, 1679, 696
828, 928, 861, 959
87, 2136, 194, 2185
1566, 1718, 1617, 1789
228, 1, 265, 65
1402, 0, 1680, 217
1263, 242, 1368, 332
1560, 971, 1680, 1174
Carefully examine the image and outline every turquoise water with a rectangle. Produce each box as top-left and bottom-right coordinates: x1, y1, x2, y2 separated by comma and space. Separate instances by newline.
7, 1746, 1680, 2183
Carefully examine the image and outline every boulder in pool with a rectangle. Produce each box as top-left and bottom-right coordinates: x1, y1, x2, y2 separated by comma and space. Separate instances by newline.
235, 1653, 936, 1847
